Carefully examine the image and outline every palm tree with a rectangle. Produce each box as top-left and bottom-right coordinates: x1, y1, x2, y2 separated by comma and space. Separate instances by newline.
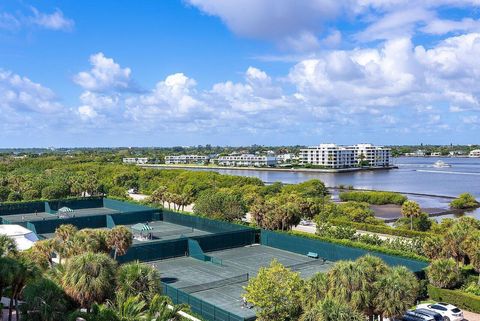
54, 224, 78, 263
147, 295, 187, 321
300, 296, 364, 321
302, 272, 329, 310
465, 231, 480, 285
30, 239, 57, 268
62, 252, 117, 310
0, 234, 18, 257
0, 257, 16, 321
327, 260, 368, 311
356, 255, 388, 319
374, 266, 419, 320
20, 277, 69, 321
107, 226, 133, 260
8, 256, 40, 321
401, 200, 421, 230
116, 261, 161, 303
150, 186, 167, 207
107, 296, 147, 321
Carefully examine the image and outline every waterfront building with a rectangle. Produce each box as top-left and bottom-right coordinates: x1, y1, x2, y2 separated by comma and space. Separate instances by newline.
217, 154, 277, 167
300, 144, 391, 168
123, 157, 149, 164
469, 149, 480, 157
405, 150, 426, 157
165, 155, 209, 164
276, 153, 296, 163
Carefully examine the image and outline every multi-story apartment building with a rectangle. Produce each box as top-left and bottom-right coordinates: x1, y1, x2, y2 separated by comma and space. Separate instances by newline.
217, 154, 277, 167
469, 149, 480, 157
123, 157, 149, 164
352, 144, 391, 167
300, 144, 356, 169
300, 144, 391, 168
165, 155, 209, 164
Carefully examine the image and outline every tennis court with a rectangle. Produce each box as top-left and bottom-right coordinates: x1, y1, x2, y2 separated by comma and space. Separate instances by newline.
128, 220, 211, 243
154, 244, 334, 319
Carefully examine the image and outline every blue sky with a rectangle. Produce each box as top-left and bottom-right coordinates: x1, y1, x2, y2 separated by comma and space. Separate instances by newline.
1, 0, 480, 147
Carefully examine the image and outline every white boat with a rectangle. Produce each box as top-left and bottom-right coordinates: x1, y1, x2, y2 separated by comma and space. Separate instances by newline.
433, 160, 451, 168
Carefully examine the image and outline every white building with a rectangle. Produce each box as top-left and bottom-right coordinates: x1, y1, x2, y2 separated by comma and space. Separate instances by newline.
470, 149, 480, 157
300, 144, 391, 168
405, 150, 426, 157
217, 154, 277, 167
165, 155, 209, 164
0, 225, 39, 251
352, 144, 392, 167
123, 157, 149, 164
276, 153, 296, 164
300, 144, 356, 169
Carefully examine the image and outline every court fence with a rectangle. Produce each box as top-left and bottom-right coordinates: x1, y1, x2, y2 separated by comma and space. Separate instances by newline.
261, 230, 428, 273
162, 283, 256, 321
162, 210, 253, 233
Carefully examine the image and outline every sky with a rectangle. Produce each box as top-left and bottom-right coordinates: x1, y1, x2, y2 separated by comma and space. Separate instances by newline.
1, 0, 480, 147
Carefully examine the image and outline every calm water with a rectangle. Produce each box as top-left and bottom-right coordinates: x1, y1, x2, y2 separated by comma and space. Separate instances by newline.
175, 157, 480, 219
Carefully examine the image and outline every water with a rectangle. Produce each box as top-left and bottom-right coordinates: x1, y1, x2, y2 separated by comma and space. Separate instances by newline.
169, 157, 480, 219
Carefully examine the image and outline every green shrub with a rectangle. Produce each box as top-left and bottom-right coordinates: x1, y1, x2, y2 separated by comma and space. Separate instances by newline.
450, 193, 479, 209
464, 282, 480, 296
428, 285, 480, 313
339, 191, 407, 205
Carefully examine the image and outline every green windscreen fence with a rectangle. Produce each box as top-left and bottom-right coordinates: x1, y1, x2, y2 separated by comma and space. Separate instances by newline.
117, 238, 188, 263
108, 210, 158, 226
103, 198, 153, 212
162, 283, 256, 321
30, 215, 107, 234
192, 230, 257, 253
47, 197, 104, 212
0, 201, 45, 216
162, 210, 252, 233
261, 230, 428, 272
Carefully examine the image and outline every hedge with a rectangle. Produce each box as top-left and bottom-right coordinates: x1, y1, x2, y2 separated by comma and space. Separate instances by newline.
329, 219, 432, 238
288, 230, 429, 262
428, 285, 480, 313
339, 191, 407, 205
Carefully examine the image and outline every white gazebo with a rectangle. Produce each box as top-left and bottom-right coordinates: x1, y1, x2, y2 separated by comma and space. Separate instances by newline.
0, 224, 39, 250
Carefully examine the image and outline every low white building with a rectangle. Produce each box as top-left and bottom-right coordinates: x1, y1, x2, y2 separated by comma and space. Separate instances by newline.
276, 153, 296, 164
123, 157, 149, 164
165, 155, 209, 164
470, 149, 480, 157
217, 154, 277, 167
300, 144, 391, 168
0, 225, 39, 251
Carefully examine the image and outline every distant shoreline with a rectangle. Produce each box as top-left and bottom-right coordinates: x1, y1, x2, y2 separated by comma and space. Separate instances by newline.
140, 164, 398, 173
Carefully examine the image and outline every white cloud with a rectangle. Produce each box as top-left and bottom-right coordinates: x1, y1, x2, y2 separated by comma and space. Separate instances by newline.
30, 7, 74, 31
421, 18, 480, 35
74, 53, 134, 92
0, 69, 62, 114
77, 105, 98, 120
0, 6, 74, 32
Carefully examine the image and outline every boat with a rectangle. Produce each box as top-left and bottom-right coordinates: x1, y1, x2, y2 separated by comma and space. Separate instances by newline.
433, 160, 451, 168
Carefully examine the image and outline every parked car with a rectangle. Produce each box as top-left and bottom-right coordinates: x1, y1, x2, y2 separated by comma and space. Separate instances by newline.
412, 309, 443, 321
403, 310, 436, 321
402, 312, 434, 321
416, 303, 464, 321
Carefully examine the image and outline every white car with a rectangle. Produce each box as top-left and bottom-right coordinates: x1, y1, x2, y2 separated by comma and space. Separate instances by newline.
416, 302, 464, 321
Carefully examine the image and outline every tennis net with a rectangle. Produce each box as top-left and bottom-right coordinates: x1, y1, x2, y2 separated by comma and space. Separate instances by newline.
179, 273, 249, 294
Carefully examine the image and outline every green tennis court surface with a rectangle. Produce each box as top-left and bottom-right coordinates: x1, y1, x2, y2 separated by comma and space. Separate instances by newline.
154, 244, 334, 319
129, 220, 211, 243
